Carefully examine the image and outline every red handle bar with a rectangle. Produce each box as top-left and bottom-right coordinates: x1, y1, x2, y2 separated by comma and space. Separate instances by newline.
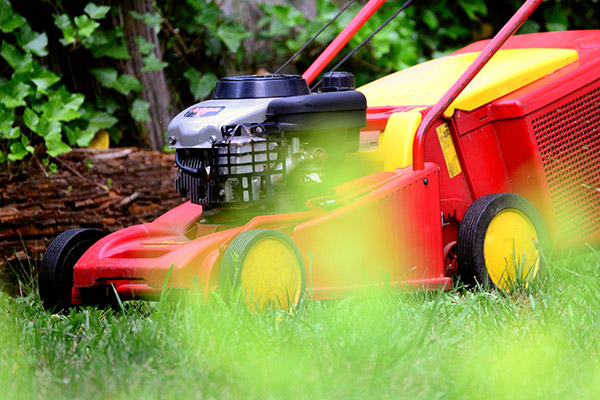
412, 0, 543, 171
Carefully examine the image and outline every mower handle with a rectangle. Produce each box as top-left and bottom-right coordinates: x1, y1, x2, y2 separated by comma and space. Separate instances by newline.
411, 0, 543, 171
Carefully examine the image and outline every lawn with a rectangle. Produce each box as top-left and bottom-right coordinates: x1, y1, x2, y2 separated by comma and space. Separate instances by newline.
1, 250, 599, 399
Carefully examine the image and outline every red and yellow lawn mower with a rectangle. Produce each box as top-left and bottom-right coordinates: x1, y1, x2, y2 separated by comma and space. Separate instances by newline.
39, 0, 600, 311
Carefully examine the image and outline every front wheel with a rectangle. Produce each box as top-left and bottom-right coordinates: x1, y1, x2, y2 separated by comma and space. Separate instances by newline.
39, 229, 106, 311
457, 193, 547, 290
219, 229, 306, 311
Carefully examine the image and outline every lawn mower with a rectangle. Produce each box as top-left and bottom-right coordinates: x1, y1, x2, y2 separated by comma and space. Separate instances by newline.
39, 0, 600, 311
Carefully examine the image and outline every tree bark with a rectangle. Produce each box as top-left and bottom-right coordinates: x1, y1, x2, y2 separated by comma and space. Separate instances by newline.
116, 0, 175, 150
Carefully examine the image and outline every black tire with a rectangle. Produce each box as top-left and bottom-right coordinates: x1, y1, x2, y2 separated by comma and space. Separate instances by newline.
219, 229, 306, 311
39, 228, 106, 311
457, 193, 548, 290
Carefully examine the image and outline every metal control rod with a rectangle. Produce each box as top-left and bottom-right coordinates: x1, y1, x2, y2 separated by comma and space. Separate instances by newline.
302, 0, 387, 85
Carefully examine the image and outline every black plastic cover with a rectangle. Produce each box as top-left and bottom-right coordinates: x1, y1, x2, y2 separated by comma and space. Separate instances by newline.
320, 71, 356, 92
212, 74, 310, 99
265, 90, 367, 132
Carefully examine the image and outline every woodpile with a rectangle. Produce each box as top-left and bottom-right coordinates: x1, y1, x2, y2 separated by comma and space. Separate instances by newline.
0, 148, 183, 294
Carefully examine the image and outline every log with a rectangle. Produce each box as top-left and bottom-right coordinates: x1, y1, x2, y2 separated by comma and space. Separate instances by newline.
0, 148, 183, 295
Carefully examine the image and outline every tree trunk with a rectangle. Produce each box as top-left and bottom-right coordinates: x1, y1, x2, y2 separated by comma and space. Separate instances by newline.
115, 0, 174, 150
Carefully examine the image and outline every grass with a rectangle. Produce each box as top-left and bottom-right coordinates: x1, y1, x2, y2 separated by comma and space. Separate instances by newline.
1, 251, 600, 399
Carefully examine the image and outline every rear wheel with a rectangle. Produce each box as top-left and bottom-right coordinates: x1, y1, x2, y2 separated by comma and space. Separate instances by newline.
219, 229, 305, 311
39, 229, 106, 311
457, 193, 547, 290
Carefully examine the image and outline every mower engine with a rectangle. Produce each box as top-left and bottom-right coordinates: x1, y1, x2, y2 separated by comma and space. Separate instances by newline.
167, 73, 366, 209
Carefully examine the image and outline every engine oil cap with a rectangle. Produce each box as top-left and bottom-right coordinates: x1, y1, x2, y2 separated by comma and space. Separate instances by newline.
212, 74, 310, 99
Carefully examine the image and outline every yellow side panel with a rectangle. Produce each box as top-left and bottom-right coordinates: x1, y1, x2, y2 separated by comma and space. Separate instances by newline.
344, 110, 422, 173
358, 48, 578, 116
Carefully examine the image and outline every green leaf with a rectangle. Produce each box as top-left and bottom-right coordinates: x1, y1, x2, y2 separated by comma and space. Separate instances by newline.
42, 86, 85, 122
8, 140, 27, 161
23, 108, 39, 133
2, 126, 20, 140
135, 36, 155, 55
141, 53, 168, 72
458, 0, 487, 20
129, 10, 162, 26
31, 65, 61, 94
21, 133, 34, 153
0, 105, 14, 135
23, 32, 48, 56
90, 68, 118, 87
130, 99, 150, 122
113, 74, 142, 95
183, 68, 218, 100
89, 35, 130, 59
544, 4, 569, 31
423, 9, 439, 30
217, 24, 249, 53
37, 118, 61, 139
0, 0, 24, 33
1, 42, 34, 75
45, 137, 71, 157
74, 14, 100, 38
90, 69, 142, 95
84, 3, 110, 20
0, 79, 30, 108
54, 14, 76, 46
83, 109, 118, 132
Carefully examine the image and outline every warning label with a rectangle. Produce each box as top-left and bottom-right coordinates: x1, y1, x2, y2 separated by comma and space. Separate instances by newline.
436, 123, 462, 178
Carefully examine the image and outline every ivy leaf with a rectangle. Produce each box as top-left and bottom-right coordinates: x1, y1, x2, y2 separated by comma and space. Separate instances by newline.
90, 68, 142, 95
23, 32, 48, 56
458, 0, 487, 20
31, 64, 61, 94
183, 68, 217, 100
23, 108, 39, 133
74, 14, 100, 38
84, 3, 110, 20
129, 10, 162, 26
422, 9, 439, 30
89, 37, 130, 59
113, 74, 142, 95
1, 42, 34, 75
38, 118, 70, 157
42, 86, 85, 122
217, 24, 249, 53
0, 0, 24, 33
135, 36, 154, 55
544, 4, 569, 31
0, 79, 31, 108
0, 105, 14, 135
141, 53, 168, 72
90, 68, 118, 87
130, 99, 150, 122
54, 14, 77, 46
8, 140, 28, 161
83, 109, 118, 132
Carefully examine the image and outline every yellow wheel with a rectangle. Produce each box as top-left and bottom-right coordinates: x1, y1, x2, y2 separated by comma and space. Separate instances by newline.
457, 193, 547, 290
219, 229, 305, 311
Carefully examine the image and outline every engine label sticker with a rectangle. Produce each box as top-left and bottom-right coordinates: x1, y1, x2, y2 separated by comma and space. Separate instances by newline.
185, 106, 224, 118
436, 123, 462, 178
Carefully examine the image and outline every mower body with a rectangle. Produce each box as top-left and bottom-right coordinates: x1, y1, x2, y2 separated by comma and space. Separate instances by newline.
69, 30, 600, 304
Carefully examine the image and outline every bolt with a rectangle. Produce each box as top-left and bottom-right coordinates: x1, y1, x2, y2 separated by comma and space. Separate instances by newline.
423, 178, 429, 185
255, 126, 264, 134
168, 136, 176, 145
209, 135, 217, 144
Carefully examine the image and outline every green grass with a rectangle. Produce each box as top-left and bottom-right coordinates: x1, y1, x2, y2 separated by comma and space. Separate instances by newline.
1, 251, 600, 400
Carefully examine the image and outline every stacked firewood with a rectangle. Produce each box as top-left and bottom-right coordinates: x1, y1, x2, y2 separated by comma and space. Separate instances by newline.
0, 148, 183, 293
